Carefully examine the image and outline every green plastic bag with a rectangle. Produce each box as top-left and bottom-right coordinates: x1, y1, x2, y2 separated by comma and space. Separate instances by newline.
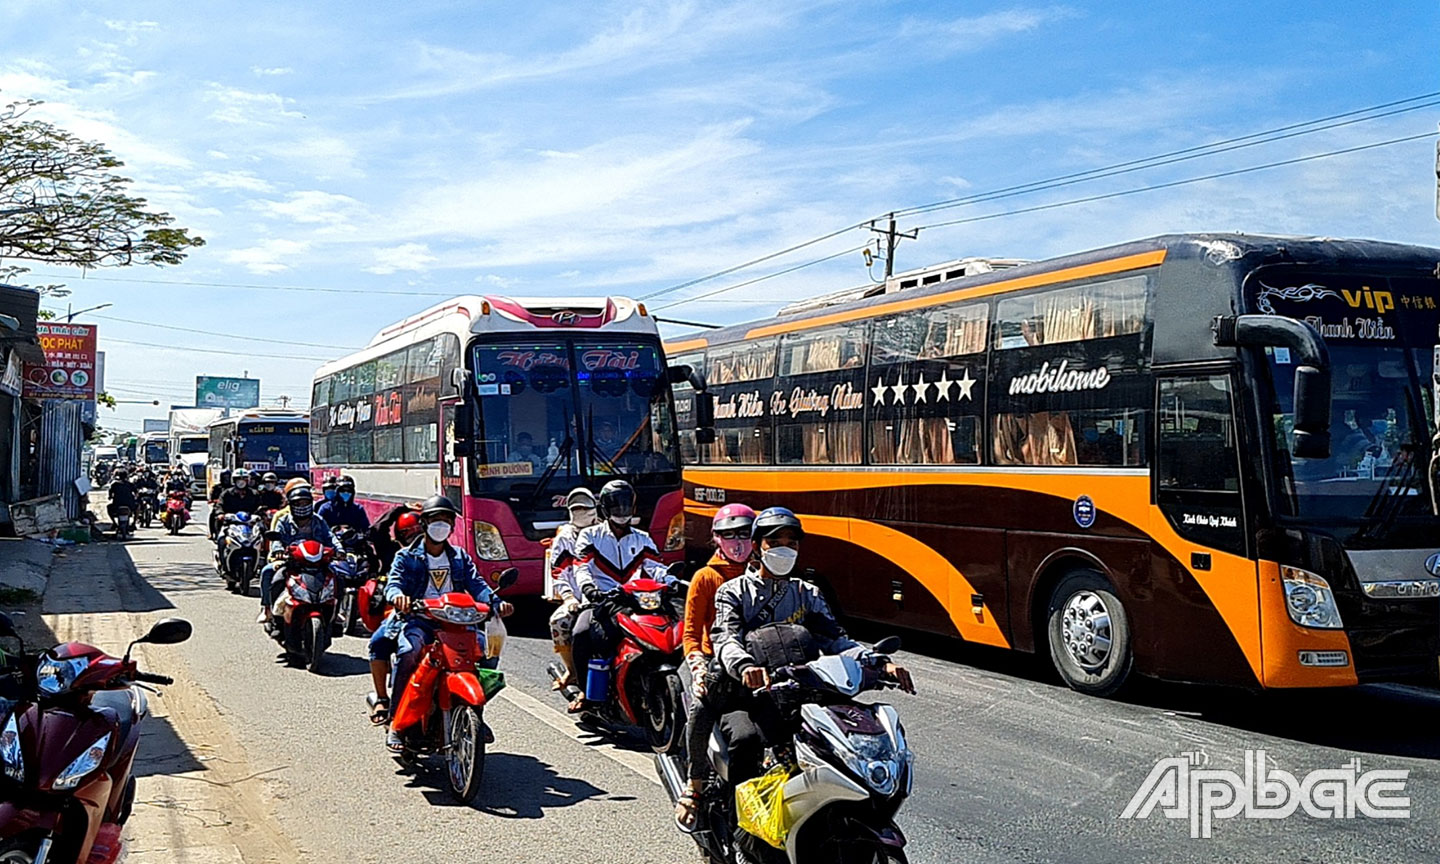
735, 765, 794, 849
475, 667, 506, 701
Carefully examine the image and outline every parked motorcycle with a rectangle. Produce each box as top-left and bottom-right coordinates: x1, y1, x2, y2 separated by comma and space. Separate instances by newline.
330, 526, 374, 638
656, 635, 914, 864
268, 539, 338, 673
161, 492, 190, 535
376, 568, 516, 806
0, 611, 192, 864
547, 575, 686, 754
215, 512, 263, 595
111, 507, 133, 541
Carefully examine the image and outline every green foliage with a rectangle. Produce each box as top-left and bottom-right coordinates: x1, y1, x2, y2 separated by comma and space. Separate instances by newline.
0, 98, 204, 270
96, 391, 116, 410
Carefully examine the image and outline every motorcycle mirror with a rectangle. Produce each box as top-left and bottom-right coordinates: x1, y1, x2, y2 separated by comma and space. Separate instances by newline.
873, 635, 902, 656
139, 618, 193, 646
496, 568, 519, 591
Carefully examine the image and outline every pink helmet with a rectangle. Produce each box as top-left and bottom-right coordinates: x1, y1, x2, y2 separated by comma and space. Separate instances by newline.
711, 503, 757, 534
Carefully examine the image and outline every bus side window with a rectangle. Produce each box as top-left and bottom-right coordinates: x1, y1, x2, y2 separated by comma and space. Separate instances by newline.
1157, 376, 1240, 493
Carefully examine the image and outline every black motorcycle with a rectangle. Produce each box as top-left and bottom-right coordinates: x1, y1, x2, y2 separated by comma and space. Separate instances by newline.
135, 487, 159, 529
329, 526, 374, 638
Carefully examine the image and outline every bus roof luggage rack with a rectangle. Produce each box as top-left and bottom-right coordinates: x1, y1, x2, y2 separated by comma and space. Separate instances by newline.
777, 257, 1029, 317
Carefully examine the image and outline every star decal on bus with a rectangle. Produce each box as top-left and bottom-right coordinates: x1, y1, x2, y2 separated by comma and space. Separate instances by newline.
871, 377, 890, 405
911, 373, 930, 403
934, 370, 954, 401
955, 368, 976, 401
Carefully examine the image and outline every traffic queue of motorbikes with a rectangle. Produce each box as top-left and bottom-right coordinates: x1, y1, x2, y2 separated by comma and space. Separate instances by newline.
1, 470, 917, 864
94, 463, 194, 542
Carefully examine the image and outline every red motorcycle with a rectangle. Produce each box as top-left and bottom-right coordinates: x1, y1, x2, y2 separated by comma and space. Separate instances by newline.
160, 492, 190, 535
382, 568, 516, 806
0, 612, 192, 864
548, 576, 687, 754
267, 539, 338, 673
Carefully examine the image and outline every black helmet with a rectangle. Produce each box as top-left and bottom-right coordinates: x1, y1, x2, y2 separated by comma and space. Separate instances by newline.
261, 471, 279, 484
597, 479, 636, 521
286, 485, 313, 504
420, 495, 460, 518
337, 474, 356, 492
751, 506, 804, 542
321, 475, 338, 491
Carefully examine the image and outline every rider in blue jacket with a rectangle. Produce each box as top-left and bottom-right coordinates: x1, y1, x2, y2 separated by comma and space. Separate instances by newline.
317, 474, 370, 532
373, 495, 512, 751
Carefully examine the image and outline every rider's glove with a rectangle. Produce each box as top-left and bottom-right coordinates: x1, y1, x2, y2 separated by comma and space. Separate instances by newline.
581, 583, 601, 604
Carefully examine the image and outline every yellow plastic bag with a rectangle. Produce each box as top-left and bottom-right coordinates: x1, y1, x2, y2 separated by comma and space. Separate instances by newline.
735, 765, 794, 849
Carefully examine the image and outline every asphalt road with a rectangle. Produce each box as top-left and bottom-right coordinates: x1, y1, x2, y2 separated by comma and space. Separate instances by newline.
108, 509, 1440, 863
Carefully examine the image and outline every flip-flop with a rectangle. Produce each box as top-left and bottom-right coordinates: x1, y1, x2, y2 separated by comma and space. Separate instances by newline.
675, 792, 700, 834
385, 731, 404, 754
370, 699, 390, 725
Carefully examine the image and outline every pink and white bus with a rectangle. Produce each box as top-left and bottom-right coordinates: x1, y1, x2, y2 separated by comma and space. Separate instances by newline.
309, 295, 691, 594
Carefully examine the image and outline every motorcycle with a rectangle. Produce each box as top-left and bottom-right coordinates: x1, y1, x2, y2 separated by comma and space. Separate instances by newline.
110, 507, 133, 542
134, 488, 158, 530
656, 635, 913, 864
161, 492, 190, 535
90, 463, 111, 487
547, 574, 687, 754
215, 512, 263, 595
375, 568, 517, 806
268, 539, 338, 673
0, 611, 192, 864
330, 526, 374, 638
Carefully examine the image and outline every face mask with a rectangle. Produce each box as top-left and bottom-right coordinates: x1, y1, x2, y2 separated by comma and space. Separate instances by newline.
609, 513, 631, 527
717, 537, 753, 564
426, 521, 453, 543
340, 491, 353, 503
570, 507, 596, 528
235, 479, 248, 489
291, 503, 313, 519
263, 483, 275, 491
761, 546, 798, 577
324, 489, 337, 501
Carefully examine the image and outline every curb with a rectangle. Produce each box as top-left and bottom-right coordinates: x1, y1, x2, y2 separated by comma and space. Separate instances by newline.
0, 538, 57, 598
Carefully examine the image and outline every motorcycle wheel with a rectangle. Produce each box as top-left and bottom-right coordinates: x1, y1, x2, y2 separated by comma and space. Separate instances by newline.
644, 672, 685, 754
0, 842, 39, 863
333, 591, 354, 638
446, 704, 486, 806
307, 617, 326, 673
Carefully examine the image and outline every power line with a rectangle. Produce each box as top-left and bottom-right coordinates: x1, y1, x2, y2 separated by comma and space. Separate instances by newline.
914, 130, 1438, 231
90, 314, 361, 350
100, 336, 333, 362
638, 224, 869, 302
655, 244, 868, 312
24, 272, 455, 298
893, 90, 1440, 219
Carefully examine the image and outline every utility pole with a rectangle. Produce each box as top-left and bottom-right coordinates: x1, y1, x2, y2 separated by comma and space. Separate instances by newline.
276, 395, 291, 409
869, 212, 919, 278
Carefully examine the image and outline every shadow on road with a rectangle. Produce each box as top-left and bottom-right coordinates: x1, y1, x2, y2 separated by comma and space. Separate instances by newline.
129, 710, 208, 778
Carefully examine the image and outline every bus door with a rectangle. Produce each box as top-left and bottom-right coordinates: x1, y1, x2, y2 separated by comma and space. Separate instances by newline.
439, 400, 464, 507
1151, 372, 1260, 684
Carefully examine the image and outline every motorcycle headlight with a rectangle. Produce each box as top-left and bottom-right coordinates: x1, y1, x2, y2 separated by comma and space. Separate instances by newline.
634, 589, 663, 611
52, 732, 110, 791
36, 654, 90, 697
433, 603, 482, 625
1, 714, 23, 782
1281, 566, 1344, 629
472, 521, 508, 561
664, 512, 685, 552
844, 732, 901, 796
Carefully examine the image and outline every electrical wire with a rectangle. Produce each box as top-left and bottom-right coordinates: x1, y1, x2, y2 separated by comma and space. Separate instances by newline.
637, 225, 869, 301
23, 272, 455, 298
653, 244, 869, 313
90, 314, 361, 351
100, 336, 332, 362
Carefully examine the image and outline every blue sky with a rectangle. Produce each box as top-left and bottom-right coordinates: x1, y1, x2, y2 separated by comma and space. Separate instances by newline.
1, 1, 1437, 434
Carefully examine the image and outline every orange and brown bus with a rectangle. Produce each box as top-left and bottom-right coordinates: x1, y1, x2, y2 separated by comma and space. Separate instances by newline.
666, 233, 1440, 696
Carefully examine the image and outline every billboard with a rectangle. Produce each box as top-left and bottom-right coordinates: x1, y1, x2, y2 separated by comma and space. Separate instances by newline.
24, 323, 98, 400
142, 418, 169, 433
196, 376, 259, 409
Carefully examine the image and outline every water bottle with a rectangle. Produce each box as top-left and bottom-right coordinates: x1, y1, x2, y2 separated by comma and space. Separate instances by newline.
585, 657, 610, 702
547, 438, 560, 464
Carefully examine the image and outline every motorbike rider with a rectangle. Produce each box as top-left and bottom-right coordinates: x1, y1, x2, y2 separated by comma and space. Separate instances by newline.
376, 495, 513, 751
215, 468, 261, 552
711, 508, 914, 785
568, 478, 675, 713
545, 487, 598, 691
369, 502, 423, 575
318, 474, 370, 532
320, 475, 339, 506
256, 471, 285, 514
269, 477, 313, 529
673, 503, 756, 831
106, 467, 138, 525
258, 484, 334, 627
165, 469, 190, 496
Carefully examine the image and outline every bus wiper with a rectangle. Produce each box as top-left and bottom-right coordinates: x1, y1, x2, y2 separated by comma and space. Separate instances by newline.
527, 432, 574, 511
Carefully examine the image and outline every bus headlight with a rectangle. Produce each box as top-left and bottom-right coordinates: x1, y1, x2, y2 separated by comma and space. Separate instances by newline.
472, 521, 508, 561
664, 512, 685, 551
1281, 566, 1343, 629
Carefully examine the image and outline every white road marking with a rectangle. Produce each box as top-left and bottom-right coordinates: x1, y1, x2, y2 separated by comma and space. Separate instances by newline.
499, 686, 660, 785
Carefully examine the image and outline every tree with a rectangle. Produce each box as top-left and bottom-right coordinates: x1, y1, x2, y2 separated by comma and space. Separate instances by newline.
0, 98, 204, 280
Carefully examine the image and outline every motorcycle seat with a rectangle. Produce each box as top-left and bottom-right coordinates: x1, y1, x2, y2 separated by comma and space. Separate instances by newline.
90, 689, 137, 743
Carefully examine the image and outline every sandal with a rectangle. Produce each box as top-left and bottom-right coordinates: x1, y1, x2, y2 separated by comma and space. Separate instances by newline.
675, 791, 700, 833
385, 730, 404, 754
551, 673, 575, 691
370, 698, 390, 725
567, 696, 589, 714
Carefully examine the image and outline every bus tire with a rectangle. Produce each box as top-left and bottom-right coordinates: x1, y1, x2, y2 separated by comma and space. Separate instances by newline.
1045, 570, 1132, 697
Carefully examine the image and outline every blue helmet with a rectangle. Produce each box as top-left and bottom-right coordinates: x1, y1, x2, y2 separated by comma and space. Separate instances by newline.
751, 507, 803, 542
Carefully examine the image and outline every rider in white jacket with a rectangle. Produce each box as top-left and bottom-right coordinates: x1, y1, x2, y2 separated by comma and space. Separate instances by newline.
546, 487, 597, 690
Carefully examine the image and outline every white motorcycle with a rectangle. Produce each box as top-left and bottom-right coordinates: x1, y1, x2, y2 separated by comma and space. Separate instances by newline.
657, 634, 914, 864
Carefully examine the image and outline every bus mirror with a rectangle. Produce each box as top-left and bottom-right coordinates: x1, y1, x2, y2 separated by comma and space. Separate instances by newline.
451, 368, 467, 391
1292, 365, 1331, 459
1213, 314, 1331, 460
666, 364, 708, 394
694, 391, 716, 443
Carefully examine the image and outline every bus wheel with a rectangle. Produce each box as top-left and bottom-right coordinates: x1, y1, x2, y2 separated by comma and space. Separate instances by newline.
1046, 571, 1132, 697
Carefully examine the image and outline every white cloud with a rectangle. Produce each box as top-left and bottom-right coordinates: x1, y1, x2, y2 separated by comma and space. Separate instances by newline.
195, 170, 274, 193
251, 66, 294, 77
222, 238, 311, 274
205, 84, 304, 125
251, 190, 365, 228
367, 243, 437, 275
900, 6, 1078, 53
103, 20, 159, 33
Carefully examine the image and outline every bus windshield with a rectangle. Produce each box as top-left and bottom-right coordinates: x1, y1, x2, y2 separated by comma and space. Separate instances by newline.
238, 422, 310, 473
470, 339, 680, 496
144, 442, 169, 464
178, 437, 208, 455
1253, 270, 1438, 543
